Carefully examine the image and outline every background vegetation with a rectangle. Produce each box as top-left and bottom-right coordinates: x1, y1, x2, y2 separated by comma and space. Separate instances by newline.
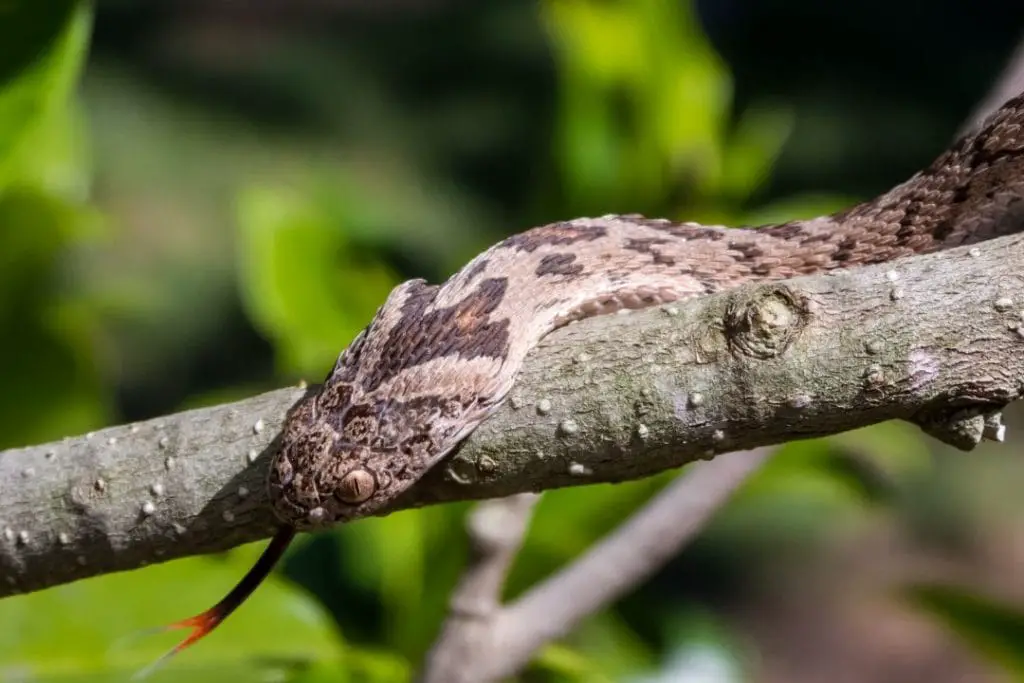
3, 1, 1024, 681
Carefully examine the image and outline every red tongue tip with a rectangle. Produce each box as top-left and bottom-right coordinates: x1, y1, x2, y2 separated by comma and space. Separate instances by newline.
165, 609, 225, 654
131, 526, 297, 680
131, 609, 227, 681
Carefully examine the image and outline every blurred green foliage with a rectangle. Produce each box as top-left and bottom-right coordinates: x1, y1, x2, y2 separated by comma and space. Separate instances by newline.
236, 186, 398, 376
0, 1, 107, 451
907, 583, 1024, 677
1, 0, 1023, 681
544, 0, 790, 217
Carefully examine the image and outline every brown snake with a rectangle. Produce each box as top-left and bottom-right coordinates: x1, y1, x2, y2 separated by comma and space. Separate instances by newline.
150, 95, 1024, 665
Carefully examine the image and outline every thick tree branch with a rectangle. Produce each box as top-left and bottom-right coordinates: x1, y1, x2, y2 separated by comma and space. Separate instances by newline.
2, 235, 1024, 598
415, 62, 1024, 679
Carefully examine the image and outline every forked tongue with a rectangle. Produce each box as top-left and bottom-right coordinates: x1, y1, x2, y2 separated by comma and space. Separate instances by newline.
131, 526, 296, 680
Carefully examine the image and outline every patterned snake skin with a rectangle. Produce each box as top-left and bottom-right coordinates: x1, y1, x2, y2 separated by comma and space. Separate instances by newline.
151, 94, 1024, 667
269, 95, 1024, 530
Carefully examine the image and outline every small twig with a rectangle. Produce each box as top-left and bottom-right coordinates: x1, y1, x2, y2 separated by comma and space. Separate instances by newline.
499, 449, 772, 661
418, 449, 773, 682
416, 494, 540, 683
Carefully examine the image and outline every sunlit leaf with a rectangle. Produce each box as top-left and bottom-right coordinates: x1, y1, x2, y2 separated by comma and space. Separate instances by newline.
543, 0, 735, 211
532, 643, 617, 682
742, 192, 858, 225
567, 612, 659, 680
236, 186, 398, 377
0, 1, 79, 87
719, 105, 795, 201
336, 505, 469, 657
0, 1, 90, 193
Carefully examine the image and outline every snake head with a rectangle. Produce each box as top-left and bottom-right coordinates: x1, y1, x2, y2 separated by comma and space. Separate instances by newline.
267, 384, 403, 529
267, 376, 458, 530
267, 277, 502, 530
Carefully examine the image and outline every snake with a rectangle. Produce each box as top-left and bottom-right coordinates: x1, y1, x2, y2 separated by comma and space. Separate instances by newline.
147, 94, 1024, 667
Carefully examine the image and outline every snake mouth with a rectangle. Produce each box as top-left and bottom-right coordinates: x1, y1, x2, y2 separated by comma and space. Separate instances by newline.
269, 493, 338, 529
267, 488, 310, 528
266, 452, 325, 528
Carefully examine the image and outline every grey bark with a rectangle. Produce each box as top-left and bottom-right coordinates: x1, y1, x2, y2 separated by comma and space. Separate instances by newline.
1, 234, 1022, 598
417, 64, 1024, 682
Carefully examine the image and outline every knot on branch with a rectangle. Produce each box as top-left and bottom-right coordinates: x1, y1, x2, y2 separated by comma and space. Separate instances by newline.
914, 403, 1009, 451
723, 285, 809, 360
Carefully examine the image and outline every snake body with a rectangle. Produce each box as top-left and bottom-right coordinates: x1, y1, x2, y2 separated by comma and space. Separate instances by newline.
267, 96, 1024, 529
154, 96, 1024, 665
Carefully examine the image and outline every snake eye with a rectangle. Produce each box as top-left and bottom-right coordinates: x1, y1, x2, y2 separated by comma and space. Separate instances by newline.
337, 469, 376, 504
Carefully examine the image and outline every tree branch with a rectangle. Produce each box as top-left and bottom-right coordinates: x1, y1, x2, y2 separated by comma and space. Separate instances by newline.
417, 493, 541, 683
417, 449, 772, 683
415, 55, 1024, 677
2, 234, 1022, 598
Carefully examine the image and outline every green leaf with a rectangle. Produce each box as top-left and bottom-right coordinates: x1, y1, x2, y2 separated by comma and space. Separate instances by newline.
719, 105, 794, 201
0, 1, 91, 193
741, 192, 859, 225
337, 505, 469, 657
0, 185, 108, 448
907, 583, 1024, 675
0, 2, 103, 449
0, 0, 79, 87
0, 543, 347, 682
532, 644, 617, 682
236, 186, 399, 378
543, 0, 735, 210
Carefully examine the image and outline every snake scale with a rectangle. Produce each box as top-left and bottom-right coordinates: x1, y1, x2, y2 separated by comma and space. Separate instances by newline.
151, 95, 1024, 664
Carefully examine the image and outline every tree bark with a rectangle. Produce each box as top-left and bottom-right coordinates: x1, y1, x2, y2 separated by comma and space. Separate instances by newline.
1, 234, 1022, 598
